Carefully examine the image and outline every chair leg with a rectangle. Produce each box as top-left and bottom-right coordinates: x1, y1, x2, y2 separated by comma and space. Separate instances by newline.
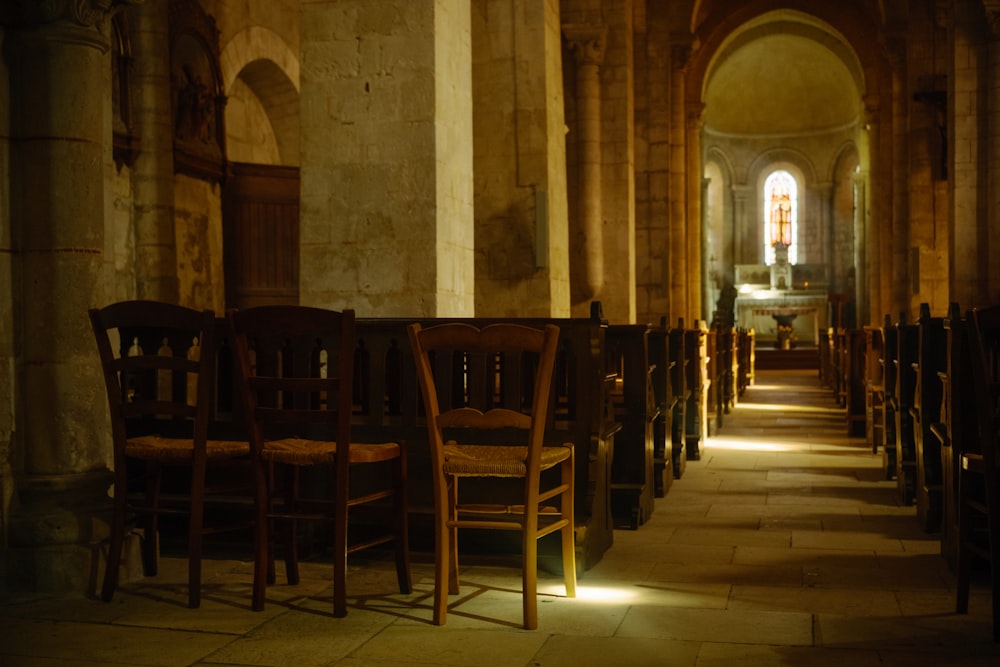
187, 460, 206, 609
522, 519, 539, 631
252, 460, 270, 611
393, 455, 412, 594
140, 463, 161, 577
432, 474, 450, 626
447, 478, 460, 595
101, 477, 128, 602
956, 479, 972, 614
284, 466, 301, 586
265, 463, 276, 586
333, 465, 348, 619
562, 457, 577, 599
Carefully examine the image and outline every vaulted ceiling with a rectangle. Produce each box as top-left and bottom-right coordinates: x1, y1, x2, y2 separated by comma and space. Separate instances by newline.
702, 10, 863, 136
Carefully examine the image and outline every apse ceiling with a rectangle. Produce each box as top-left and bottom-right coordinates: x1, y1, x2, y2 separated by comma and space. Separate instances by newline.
702, 13, 863, 136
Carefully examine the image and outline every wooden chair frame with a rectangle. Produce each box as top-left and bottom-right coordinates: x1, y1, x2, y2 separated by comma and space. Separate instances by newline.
407, 321, 576, 629
91, 300, 250, 608
228, 305, 411, 616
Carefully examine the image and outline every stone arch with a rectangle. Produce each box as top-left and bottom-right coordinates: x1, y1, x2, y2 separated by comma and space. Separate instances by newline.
704, 146, 736, 286
830, 142, 861, 294
220, 27, 300, 165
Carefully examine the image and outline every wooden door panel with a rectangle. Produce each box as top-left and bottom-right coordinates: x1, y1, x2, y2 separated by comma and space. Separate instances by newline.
223, 163, 300, 309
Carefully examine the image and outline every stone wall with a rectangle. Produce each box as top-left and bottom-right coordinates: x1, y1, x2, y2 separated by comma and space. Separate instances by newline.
299, 0, 475, 317
471, 0, 570, 318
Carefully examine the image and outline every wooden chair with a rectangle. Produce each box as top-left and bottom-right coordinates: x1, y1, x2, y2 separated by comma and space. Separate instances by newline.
956, 304, 1000, 641
90, 300, 251, 608
407, 321, 576, 630
227, 305, 411, 616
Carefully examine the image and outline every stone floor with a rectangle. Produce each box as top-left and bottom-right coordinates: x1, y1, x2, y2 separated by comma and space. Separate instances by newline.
3, 369, 999, 666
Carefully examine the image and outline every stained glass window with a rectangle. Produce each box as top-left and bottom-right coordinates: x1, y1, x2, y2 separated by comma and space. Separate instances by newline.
763, 170, 798, 265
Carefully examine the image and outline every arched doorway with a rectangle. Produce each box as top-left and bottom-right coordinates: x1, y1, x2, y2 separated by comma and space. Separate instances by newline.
220, 34, 302, 309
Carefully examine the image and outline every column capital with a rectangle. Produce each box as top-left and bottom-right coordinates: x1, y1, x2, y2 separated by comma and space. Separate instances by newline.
562, 23, 607, 66
670, 32, 697, 70
7, 0, 139, 51
863, 94, 880, 128
933, 0, 951, 29
730, 183, 752, 199
809, 181, 835, 199
686, 101, 705, 131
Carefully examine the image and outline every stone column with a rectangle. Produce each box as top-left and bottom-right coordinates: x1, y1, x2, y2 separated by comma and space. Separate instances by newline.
131, 0, 178, 302
4, 0, 122, 594
668, 43, 690, 320
812, 182, 834, 285
731, 184, 750, 266
563, 24, 607, 302
852, 172, 868, 327
987, 3, 1000, 300
686, 101, 705, 320
862, 95, 881, 325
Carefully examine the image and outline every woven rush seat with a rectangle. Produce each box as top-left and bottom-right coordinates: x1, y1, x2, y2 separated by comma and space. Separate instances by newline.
260, 437, 401, 466
443, 443, 571, 477
126, 436, 249, 462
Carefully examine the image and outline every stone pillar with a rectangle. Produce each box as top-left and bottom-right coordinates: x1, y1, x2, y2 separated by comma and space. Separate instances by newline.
472, 0, 570, 318
563, 24, 607, 303
862, 95, 881, 325
987, 3, 1000, 301
668, 43, 689, 320
812, 182, 834, 285
853, 172, 868, 327
731, 184, 750, 265
3, 0, 120, 594
131, 0, 178, 302
299, 0, 474, 317
686, 101, 705, 320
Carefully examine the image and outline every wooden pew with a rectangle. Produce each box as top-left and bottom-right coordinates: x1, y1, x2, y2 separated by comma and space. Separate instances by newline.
668, 324, 688, 478
606, 322, 658, 529
683, 321, 709, 461
714, 324, 738, 428
818, 328, 833, 388
737, 327, 755, 395
864, 324, 886, 454
648, 322, 675, 496
351, 313, 620, 571
845, 328, 867, 437
894, 313, 919, 506
911, 303, 947, 532
835, 328, 849, 408
881, 314, 900, 480
705, 326, 719, 435
932, 303, 970, 571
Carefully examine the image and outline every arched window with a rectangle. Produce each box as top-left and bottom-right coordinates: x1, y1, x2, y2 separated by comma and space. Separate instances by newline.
763, 170, 798, 265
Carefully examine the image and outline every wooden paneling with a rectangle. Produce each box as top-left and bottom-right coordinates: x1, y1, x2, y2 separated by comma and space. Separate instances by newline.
223, 162, 300, 309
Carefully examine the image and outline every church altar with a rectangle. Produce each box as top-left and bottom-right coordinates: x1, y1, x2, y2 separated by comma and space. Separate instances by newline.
734, 289, 829, 346
734, 259, 829, 347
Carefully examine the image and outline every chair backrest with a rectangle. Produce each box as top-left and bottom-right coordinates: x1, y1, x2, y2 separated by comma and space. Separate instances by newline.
968, 304, 1000, 477
407, 322, 561, 476
89, 300, 218, 459
227, 306, 355, 465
